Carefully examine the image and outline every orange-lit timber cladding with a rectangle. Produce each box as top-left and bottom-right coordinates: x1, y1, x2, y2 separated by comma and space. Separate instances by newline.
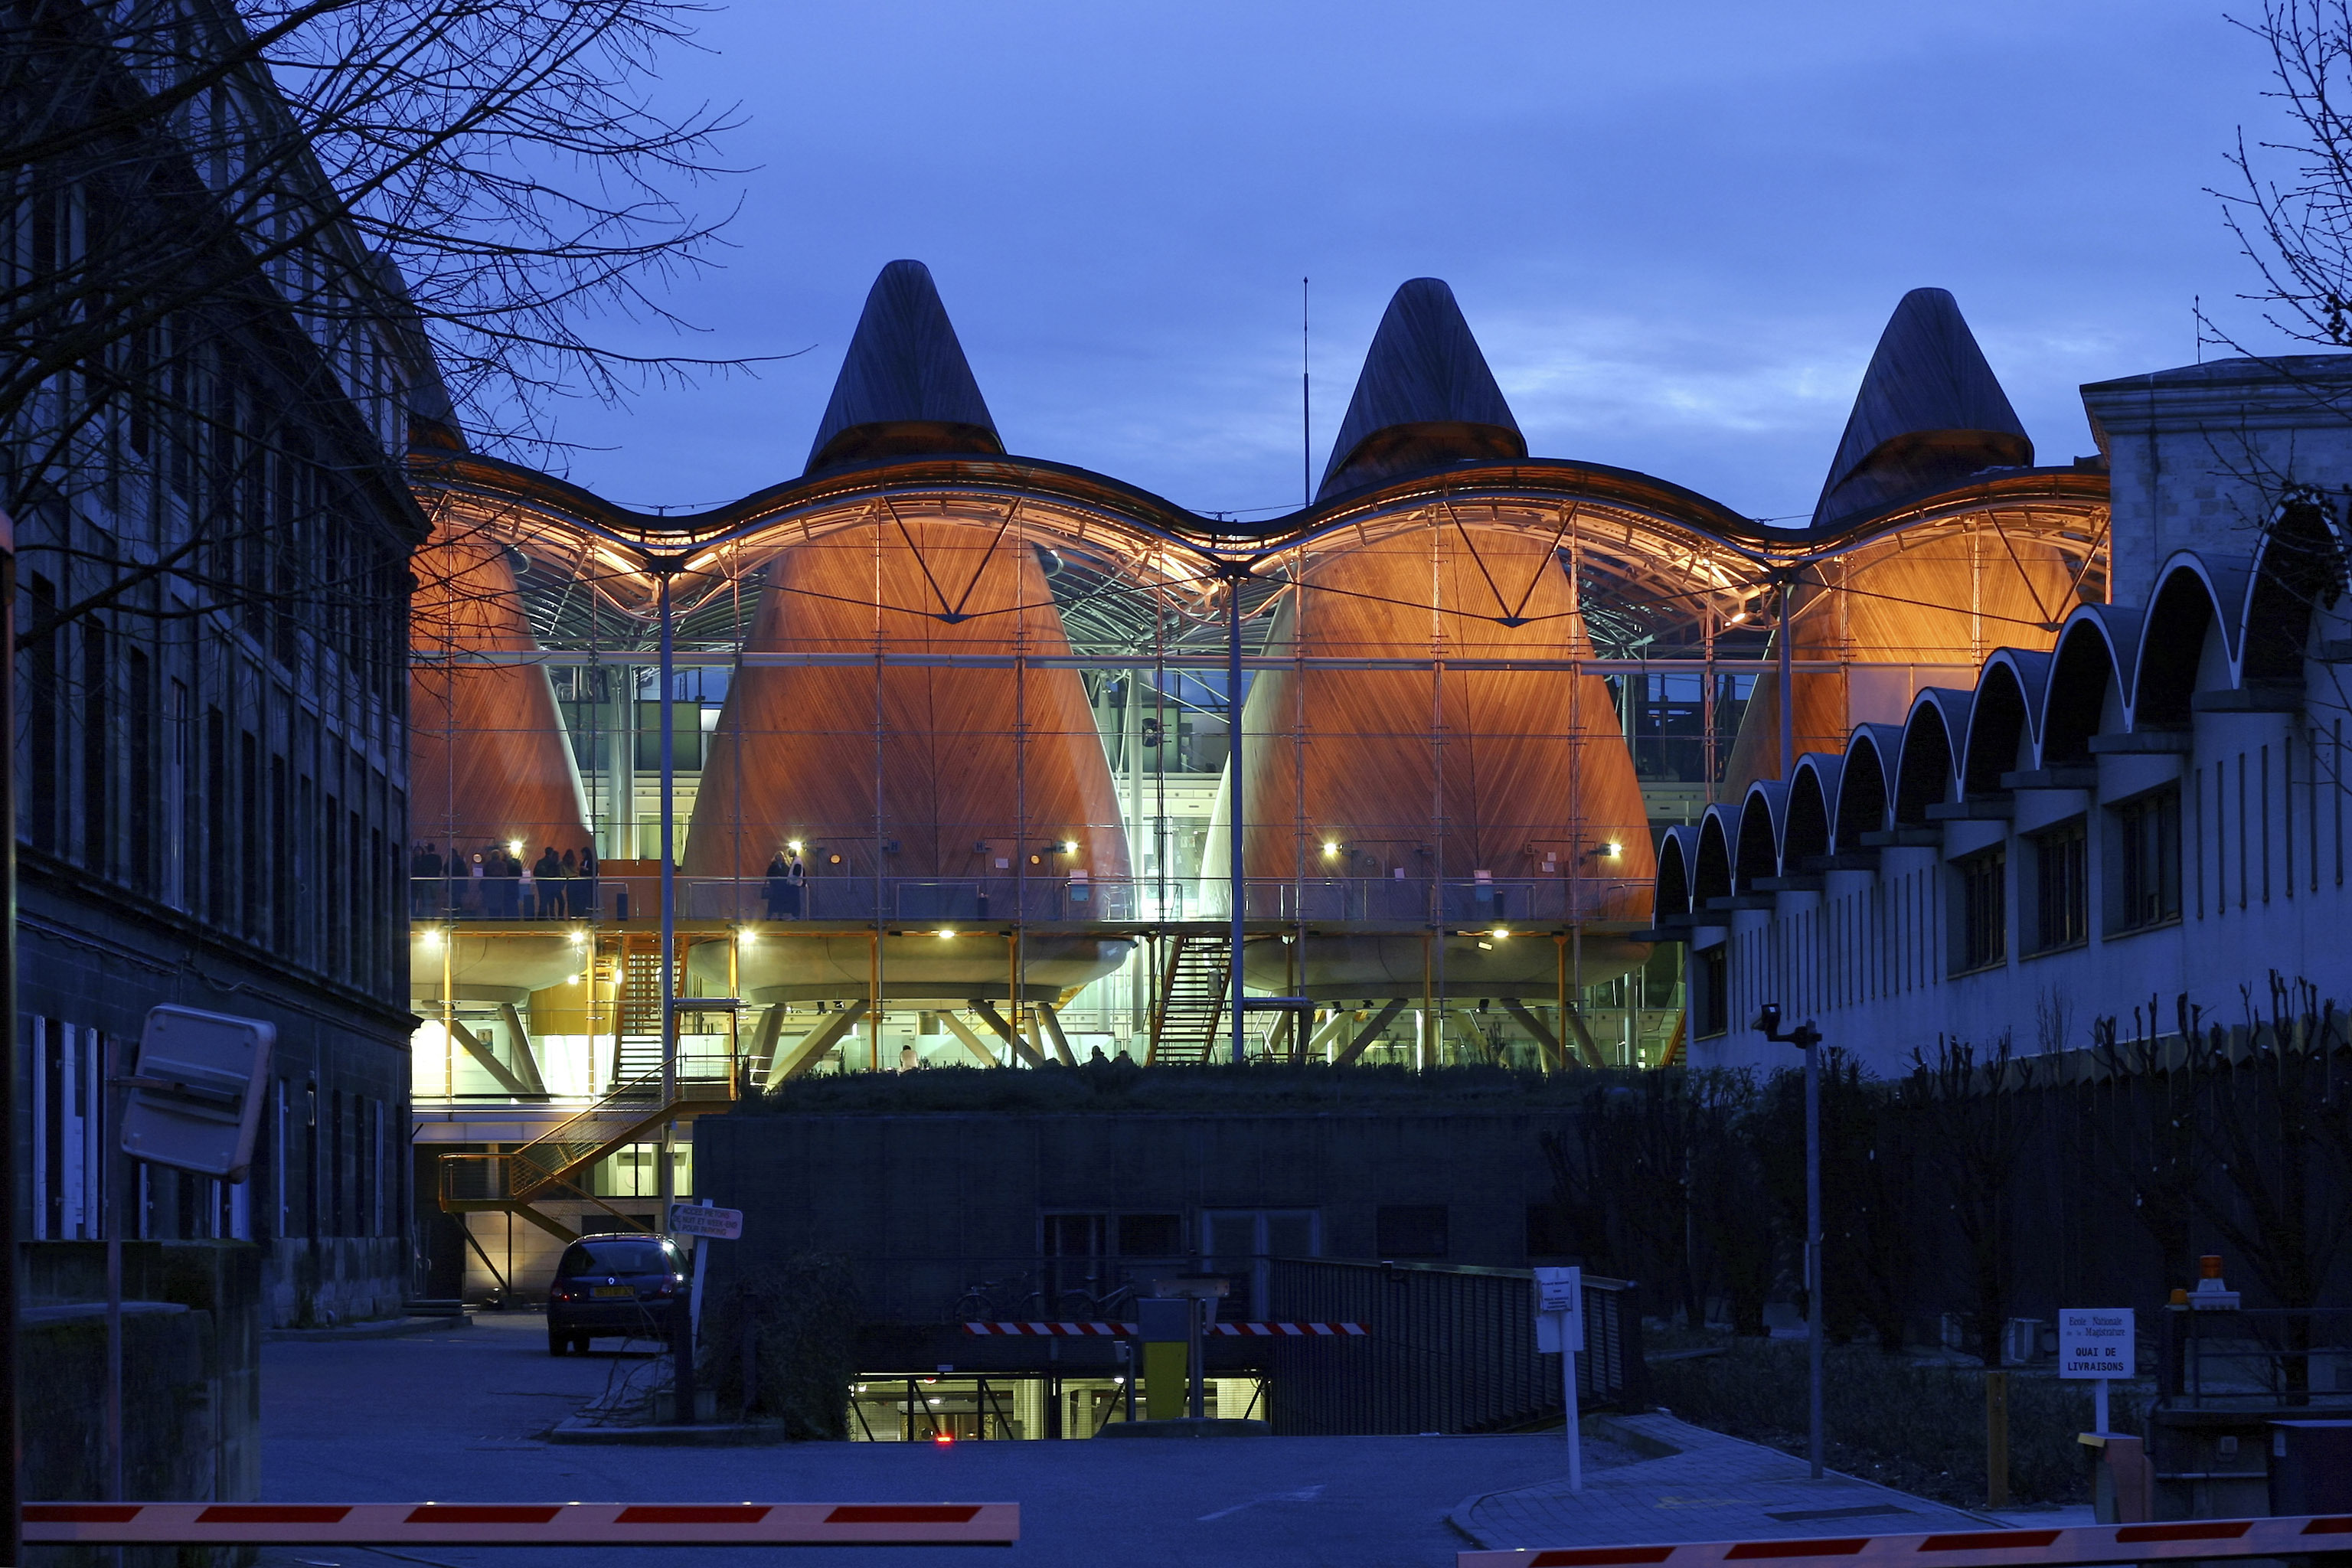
684, 508, 1135, 1012
1215, 518, 1658, 1001
400, 263, 2109, 1054
408, 527, 596, 1018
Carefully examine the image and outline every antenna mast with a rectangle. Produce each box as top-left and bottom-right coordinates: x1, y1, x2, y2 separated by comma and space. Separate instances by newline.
1302, 276, 1311, 508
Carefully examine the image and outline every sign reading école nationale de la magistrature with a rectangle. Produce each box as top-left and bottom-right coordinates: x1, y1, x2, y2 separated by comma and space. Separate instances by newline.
2057, 1307, 2133, 1378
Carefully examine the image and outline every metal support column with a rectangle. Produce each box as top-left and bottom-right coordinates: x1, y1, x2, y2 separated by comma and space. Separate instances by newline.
656, 564, 692, 1423
1778, 570, 1795, 779
1227, 564, 1246, 1064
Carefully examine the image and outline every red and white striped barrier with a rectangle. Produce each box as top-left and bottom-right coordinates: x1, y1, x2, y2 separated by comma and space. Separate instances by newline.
1459, 1514, 2352, 1568
961, 1320, 1365, 1337
1210, 1321, 1367, 1338
23, 1501, 1018, 1547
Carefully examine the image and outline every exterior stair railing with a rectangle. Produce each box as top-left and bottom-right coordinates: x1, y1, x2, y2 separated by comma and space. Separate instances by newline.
436, 1048, 738, 1242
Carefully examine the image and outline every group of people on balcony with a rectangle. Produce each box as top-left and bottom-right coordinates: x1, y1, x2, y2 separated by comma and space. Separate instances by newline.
411, 841, 599, 920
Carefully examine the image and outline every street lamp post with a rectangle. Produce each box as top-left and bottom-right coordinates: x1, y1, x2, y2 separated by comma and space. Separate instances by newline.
1755, 1001, 1823, 1480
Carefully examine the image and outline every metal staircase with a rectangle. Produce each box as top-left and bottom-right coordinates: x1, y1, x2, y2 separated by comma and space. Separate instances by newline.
611, 1034, 667, 1087
436, 1060, 735, 1244
1148, 935, 1230, 1064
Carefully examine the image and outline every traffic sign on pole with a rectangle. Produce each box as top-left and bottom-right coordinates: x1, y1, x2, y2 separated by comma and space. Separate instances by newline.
1534, 1266, 1583, 1493
668, 1203, 742, 1240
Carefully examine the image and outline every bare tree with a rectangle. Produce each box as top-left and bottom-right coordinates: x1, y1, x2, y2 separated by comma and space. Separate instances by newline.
2086, 998, 2206, 1302
3, 0, 750, 654
2216, 2, 2352, 354
1909, 1037, 2039, 1367
2194, 975, 2352, 1315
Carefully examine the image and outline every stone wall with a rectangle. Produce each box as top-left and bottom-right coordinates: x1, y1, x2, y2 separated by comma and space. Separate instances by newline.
20, 1240, 261, 1568
2083, 354, 2352, 606
696, 1106, 1562, 1323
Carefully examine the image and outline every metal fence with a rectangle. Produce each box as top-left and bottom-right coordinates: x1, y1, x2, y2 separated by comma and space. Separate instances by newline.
1263, 1258, 1644, 1436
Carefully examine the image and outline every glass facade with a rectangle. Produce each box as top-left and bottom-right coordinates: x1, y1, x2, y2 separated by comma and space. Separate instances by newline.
403, 462, 2109, 1113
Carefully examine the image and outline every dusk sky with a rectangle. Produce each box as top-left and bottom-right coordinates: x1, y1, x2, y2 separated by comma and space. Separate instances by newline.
546, 2, 2299, 525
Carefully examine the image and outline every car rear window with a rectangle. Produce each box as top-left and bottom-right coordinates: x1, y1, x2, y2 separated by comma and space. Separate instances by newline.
559, 1240, 670, 1276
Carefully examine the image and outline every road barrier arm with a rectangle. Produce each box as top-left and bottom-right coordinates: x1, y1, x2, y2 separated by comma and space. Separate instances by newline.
24, 1502, 1019, 1547
1462, 1516, 2352, 1568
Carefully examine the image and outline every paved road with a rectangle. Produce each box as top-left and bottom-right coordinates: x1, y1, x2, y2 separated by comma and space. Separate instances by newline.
1457, 1413, 1995, 1553
260, 1311, 1634, 1568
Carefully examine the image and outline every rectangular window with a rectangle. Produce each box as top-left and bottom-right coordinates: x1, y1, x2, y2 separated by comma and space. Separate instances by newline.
2239, 751, 2249, 910
82, 623, 109, 874
240, 730, 259, 936
27, 577, 58, 851
371, 1099, 384, 1236
2030, 819, 2088, 952
1954, 846, 2006, 973
204, 706, 227, 923
1692, 942, 1728, 1037
270, 754, 290, 952
128, 647, 154, 891
166, 678, 189, 909
2262, 745, 2272, 904
2112, 787, 2182, 933
273, 1080, 287, 1237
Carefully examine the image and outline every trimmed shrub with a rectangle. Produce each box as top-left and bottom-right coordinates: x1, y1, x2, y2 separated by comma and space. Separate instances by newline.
697, 1254, 861, 1439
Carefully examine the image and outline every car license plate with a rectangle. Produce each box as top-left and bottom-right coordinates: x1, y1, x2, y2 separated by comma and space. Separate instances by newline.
590, 1285, 632, 1298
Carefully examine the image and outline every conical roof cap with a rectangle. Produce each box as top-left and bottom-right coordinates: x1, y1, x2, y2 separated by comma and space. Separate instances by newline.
1318, 278, 1525, 501
805, 260, 1002, 474
1811, 288, 2031, 526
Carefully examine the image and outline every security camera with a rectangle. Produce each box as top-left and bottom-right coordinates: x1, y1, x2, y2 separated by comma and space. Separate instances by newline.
1753, 1002, 1782, 1034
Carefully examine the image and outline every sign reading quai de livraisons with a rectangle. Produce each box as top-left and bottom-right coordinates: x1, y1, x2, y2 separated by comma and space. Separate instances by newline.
2057, 1308, 2134, 1378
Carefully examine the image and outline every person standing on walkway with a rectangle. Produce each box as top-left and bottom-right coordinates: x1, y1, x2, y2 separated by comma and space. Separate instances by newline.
783, 850, 805, 919
763, 851, 791, 920
533, 847, 562, 919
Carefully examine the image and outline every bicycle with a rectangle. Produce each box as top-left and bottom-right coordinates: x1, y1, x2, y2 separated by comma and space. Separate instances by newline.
1054, 1280, 1138, 1322
949, 1274, 1046, 1322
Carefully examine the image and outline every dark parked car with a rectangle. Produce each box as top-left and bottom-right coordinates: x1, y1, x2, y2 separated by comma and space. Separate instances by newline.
545, 1234, 687, 1354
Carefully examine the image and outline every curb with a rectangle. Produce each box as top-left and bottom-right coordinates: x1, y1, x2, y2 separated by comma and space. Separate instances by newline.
547, 1419, 792, 1447
265, 1314, 474, 1342
1096, 1417, 1272, 1439
1450, 1413, 2004, 1550
1447, 1411, 1684, 1547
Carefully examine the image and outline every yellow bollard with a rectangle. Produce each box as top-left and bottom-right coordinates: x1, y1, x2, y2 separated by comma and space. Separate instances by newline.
1143, 1341, 1189, 1421
1136, 1298, 1193, 1422
1987, 1370, 2011, 1509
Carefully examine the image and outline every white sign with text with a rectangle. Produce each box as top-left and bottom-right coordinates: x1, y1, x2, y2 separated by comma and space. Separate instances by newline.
2058, 1308, 2134, 1378
670, 1202, 743, 1240
1533, 1266, 1585, 1493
